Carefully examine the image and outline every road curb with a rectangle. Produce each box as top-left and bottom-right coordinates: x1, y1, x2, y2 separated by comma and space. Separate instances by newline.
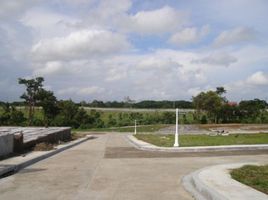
0, 135, 95, 177
126, 135, 268, 152
182, 163, 268, 200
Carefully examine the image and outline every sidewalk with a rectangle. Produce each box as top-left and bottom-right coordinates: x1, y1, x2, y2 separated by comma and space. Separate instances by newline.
0, 135, 94, 177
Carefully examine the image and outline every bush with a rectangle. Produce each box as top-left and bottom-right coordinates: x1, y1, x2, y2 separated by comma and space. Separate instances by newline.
200, 115, 207, 124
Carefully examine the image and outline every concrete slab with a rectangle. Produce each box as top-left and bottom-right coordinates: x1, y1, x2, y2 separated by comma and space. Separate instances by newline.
183, 163, 268, 200
0, 133, 267, 200
0, 127, 70, 143
0, 135, 94, 177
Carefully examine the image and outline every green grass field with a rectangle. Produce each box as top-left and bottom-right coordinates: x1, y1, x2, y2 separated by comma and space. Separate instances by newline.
135, 133, 268, 147
74, 124, 170, 132
231, 165, 268, 194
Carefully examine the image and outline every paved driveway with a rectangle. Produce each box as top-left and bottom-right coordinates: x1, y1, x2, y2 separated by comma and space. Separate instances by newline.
0, 133, 267, 200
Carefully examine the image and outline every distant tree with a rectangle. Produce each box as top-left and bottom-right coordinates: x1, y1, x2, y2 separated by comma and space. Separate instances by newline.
38, 89, 59, 127
0, 103, 25, 125
239, 99, 267, 122
124, 96, 135, 108
161, 112, 175, 124
54, 100, 79, 127
193, 90, 224, 123
10, 106, 26, 125
0, 103, 11, 125
18, 77, 44, 125
218, 104, 240, 123
90, 100, 105, 107
79, 101, 87, 107
200, 115, 208, 124
216, 87, 226, 96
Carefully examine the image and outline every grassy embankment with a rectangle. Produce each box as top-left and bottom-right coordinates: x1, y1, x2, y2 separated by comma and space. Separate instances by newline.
231, 165, 268, 194
135, 133, 268, 147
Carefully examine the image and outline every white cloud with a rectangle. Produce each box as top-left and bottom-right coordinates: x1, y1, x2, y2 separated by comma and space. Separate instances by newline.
31, 29, 130, 61
187, 87, 201, 96
0, 0, 42, 19
122, 6, 187, 34
169, 25, 210, 46
21, 8, 81, 38
247, 71, 268, 85
136, 57, 181, 71
105, 67, 127, 82
213, 27, 256, 47
58, 86, 105, 96
193, 52, 237, 67
78, 86, 105, 95
225, 71, 268, 100
33, 61, 65, 76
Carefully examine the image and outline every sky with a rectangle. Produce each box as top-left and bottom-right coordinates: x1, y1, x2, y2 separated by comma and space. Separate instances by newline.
0, 0, 268, 102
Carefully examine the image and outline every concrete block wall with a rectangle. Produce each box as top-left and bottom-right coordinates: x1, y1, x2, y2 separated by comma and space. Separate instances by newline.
0, 134, 14, 157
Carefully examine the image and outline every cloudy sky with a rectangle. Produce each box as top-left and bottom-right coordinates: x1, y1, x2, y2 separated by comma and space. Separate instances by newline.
1, 0, 268, 102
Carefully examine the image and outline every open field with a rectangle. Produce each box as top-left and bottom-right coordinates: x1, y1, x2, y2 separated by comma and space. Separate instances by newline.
231, 165, 268, 194
74, 124, 170, 132
0, 106, 195, 126
82, 107, 194, 113
135, 133, 268, 147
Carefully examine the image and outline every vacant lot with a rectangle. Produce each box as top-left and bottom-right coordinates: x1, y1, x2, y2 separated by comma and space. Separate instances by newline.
75, 124, 170, 132
135, 133, 268, 147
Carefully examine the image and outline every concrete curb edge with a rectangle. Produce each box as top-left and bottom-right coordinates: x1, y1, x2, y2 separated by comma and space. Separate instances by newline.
181, 163, 268, 200
126, 134, 268, 153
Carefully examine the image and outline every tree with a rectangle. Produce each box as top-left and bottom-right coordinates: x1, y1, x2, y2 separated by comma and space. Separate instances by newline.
0, 103, 25, 125
38, 89, 59, 127
216, 87, 226, 96
18, 77, 44, 125
218, 103, 240, 123
239, 99, 267, 122
124, 96, 135, 108
193, 90, 224, 123
54, 100, 79, 127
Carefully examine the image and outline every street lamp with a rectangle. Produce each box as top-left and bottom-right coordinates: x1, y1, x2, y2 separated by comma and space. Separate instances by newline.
174, 108, 179, 147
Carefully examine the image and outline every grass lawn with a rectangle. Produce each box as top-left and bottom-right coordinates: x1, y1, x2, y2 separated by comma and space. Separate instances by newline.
74, 124, 170, 133
134, 133, 268, 147
231, 165, 268, 194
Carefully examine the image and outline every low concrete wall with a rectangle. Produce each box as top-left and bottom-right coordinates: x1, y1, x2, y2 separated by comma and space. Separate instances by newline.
0, 134, 13, 157
23, 128, 71, 150
1, 127, 72, 154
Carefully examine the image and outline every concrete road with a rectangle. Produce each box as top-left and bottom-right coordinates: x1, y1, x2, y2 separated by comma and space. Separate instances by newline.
0, 133, 267, 200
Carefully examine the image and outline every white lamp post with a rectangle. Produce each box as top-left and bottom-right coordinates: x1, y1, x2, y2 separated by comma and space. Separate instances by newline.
134, 120, 137, 135
174, 108, 179, 147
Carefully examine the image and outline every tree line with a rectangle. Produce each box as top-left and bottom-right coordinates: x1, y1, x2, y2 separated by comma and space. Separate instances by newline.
193, 87, 268, 124
1, 99, 193, 109
82, 99, 193, 109
0, 77, 178, 128
1, 78, 268, 128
